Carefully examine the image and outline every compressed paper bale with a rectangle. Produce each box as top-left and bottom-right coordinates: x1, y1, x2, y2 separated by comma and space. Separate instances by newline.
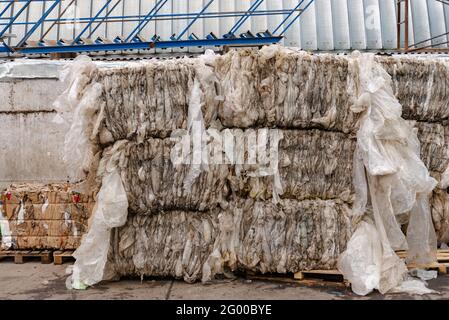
108, 198, 352, 282
98, 60, 218, 142
214, 49, 361, 133
119, 138, 231, 214
7, 220, 86, 237
0, 185, 94, 250
3, 203, 91, 224
11, 236, 82, 250
379, 56, 449, 122
413, 121, 449, 242
2, 184, 94, 205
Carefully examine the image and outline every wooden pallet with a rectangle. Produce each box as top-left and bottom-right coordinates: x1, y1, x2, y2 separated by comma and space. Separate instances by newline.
294, 269, 344, 281
53, 250, 75, 265
0, 250, 53, 264
246, 270, 349, 287
396, 250, 449, 274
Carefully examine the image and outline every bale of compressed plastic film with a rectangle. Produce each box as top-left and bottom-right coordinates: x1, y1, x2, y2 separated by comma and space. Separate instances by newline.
338, 52, 438, 296
62, 49, 449, 292
214, 48, 361, 133
379, 56, 449, 122
118, 137, 231, 214
98, 60, 218, 141
107, 197, 352, 283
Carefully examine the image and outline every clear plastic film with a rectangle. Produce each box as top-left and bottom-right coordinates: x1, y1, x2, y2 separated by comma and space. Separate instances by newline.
68, 144, 129, 290
338, 52, 438, 295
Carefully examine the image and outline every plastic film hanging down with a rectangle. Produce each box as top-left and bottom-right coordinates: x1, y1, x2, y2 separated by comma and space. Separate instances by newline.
338, 52, 438, 295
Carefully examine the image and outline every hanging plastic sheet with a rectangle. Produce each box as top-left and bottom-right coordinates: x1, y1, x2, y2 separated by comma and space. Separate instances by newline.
338, 52, 438, 295
68, 143, 129, 290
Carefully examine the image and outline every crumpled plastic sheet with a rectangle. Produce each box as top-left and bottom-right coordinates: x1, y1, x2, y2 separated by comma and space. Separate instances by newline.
68, 168, 128, 290
0, 202, 12, 250
338, 52, 438, 296
53, 55, 102, 183
107, 197, 352, 283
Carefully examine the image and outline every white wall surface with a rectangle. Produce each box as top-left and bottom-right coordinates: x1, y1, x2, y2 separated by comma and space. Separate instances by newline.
1, 0, 447, 50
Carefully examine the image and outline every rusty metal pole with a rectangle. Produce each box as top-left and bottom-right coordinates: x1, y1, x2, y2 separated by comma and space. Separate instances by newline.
397, 0, 402, 50
404, 0, 409, 51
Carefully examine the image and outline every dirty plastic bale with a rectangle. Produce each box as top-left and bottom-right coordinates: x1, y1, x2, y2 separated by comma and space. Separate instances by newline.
98, 59, 218, 142
107, 198, 352, 283
214, 47, 361, 133
118, 128, 355, 214
379, 56, 449, 122
118, 137, 231, 214
413, 121, 449, 243
59, 49, 449, 291
430, 189, 449, 243
338, 52, 438, 296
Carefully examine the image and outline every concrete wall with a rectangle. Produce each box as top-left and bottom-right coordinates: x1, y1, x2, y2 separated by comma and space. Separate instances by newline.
0, 63, 69, 187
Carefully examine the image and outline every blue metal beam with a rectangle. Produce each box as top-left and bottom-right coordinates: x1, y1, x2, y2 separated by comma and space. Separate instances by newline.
278, 0, 315, 36
16, 36, 283, 54
272, 0, 306, 35
0, 0, 32, 37
39, 0, 76, 41
87, 0, 122, 38
72, 0, 113, 44
229, 0, 265, 36
17, 0, 61, 47
0, 1, 14, 20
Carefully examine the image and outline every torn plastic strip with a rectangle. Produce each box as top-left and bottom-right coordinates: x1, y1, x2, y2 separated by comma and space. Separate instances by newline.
68, 166, 128, 290
0, 202, 12, 250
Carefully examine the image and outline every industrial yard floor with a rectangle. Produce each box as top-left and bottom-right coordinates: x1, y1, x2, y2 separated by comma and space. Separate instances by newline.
1, 262, 449, 300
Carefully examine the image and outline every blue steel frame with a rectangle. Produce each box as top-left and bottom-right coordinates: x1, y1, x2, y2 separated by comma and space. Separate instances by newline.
0, 0, 315, 55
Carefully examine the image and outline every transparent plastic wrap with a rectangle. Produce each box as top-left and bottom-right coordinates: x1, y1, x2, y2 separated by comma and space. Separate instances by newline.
53, 55, 102, 183
68, 168, 128, 290
338, 52, 438, 295
0, 203, 12, 250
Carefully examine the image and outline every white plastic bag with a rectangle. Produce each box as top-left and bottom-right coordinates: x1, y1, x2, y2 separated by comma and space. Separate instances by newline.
337, 220, 383, 296
0, 203, 12, 250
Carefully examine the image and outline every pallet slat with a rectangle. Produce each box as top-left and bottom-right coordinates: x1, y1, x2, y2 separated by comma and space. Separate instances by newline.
0, 250, 53, 264
53, 250, 75, 265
